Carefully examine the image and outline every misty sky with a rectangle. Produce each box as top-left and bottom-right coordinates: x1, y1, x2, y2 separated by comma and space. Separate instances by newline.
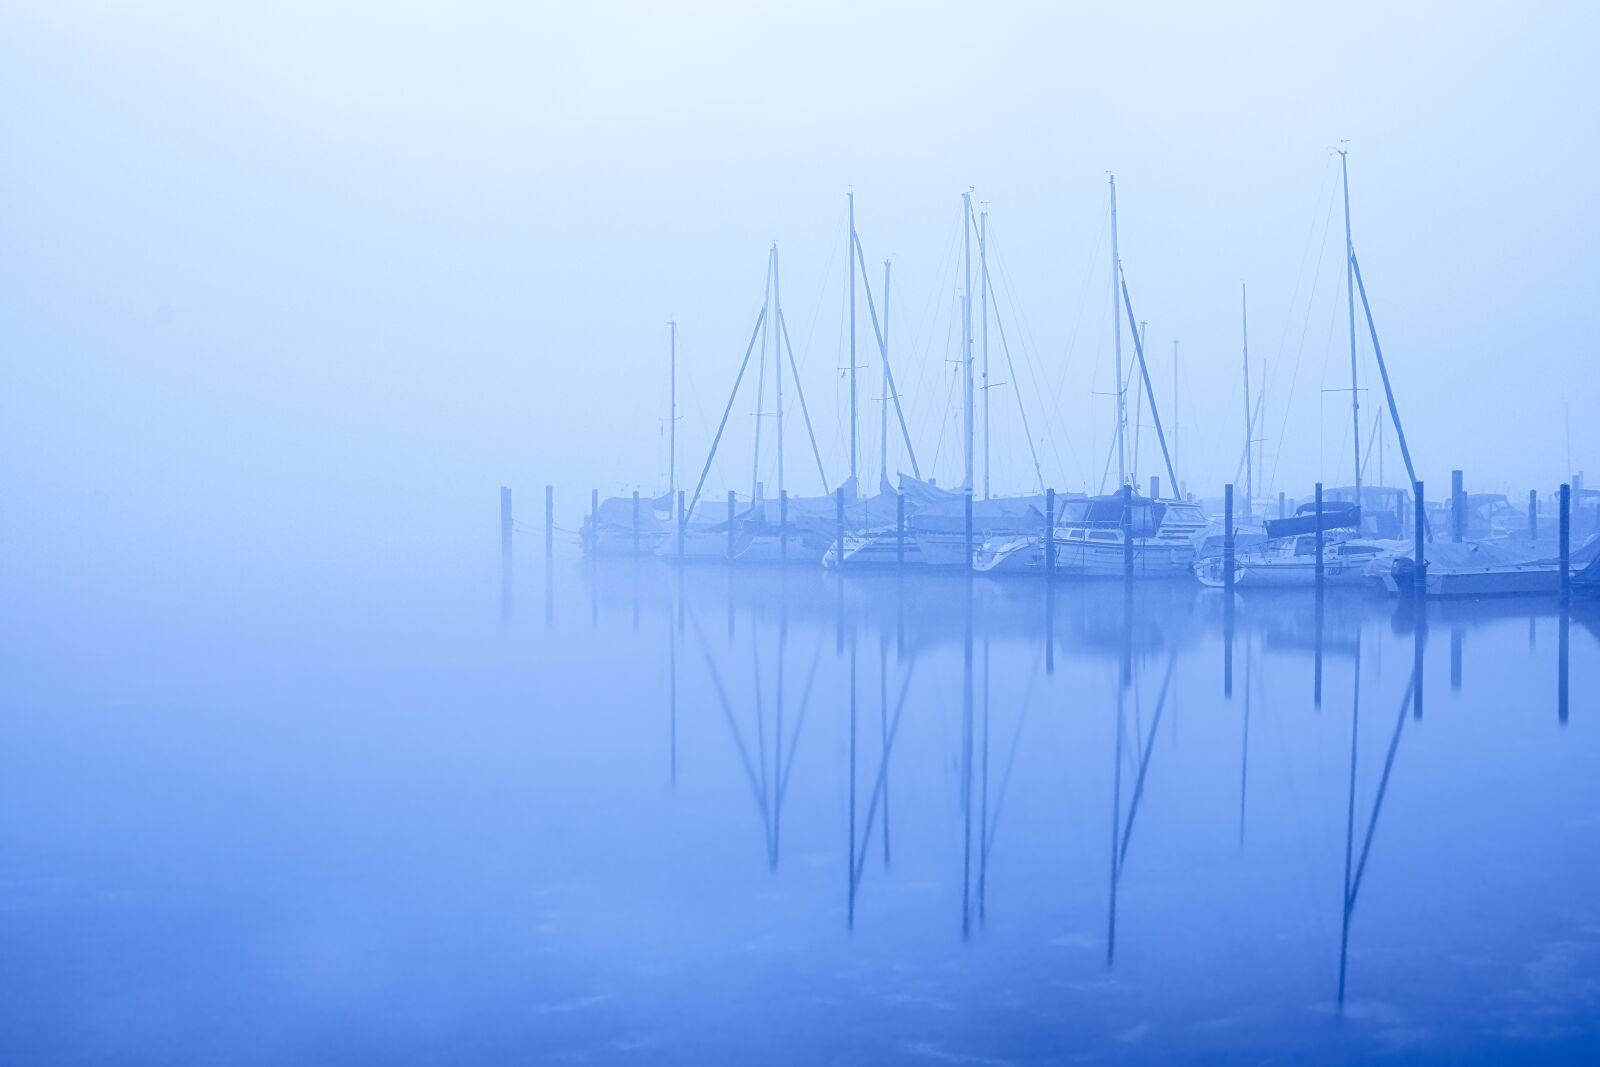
4, 1, 1597, 575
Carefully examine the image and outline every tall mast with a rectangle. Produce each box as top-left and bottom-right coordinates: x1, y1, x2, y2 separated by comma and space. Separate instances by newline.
980, 207, 990, 500
1340, 148, 1361, 500
1172, 338, 1180, 493
848, 192, 859, 494
1133, 320, 1146, 489
1110, 175, 1127, 489
1242, 282, 1252, 517
962, 190, 975, 492
880, 260, 891, 489
1257, 360, 1266, 503
752, 250, 772, 502
669, 320, 677, 500
774, 244, 784, 500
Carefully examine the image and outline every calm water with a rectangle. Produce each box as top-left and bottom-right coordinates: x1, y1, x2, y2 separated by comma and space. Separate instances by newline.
5, 550, 1599, 1064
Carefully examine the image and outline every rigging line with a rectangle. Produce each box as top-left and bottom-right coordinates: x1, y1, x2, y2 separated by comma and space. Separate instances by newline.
688, 306, 767, 514
777, 635, 825, 805
903, 214, 965, 468
909, 217, 965, 406
685, 602, 768, 816
1049, 203, 1110, 415
1358, 407, 1381, 482
1118, 650, 1178, 866
1268, 166, 1341, 491
989, 226, 1070, 488
852, 232, 922, 479
797, 209, 847, 370
778, 308, 831, 494
980, 248, 1045, 493
1347, 671, 1418, 909
1351, 250, 1423, 529
851, 653, 921, 887
751, 253, 774, 502
1118, 269, 1179, 495
983, 647, 1045, 858
929, 290, 961, 477
751, 626, 774, 862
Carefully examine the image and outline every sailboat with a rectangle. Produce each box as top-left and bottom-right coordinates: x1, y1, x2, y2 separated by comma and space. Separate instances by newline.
828, 191, 1054, 569
662, 240, 838, 563
1193, 149, 1420, 589
984, 176, 1198, 578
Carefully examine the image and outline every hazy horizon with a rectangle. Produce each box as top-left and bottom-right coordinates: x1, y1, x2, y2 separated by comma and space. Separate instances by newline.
5, 1, 1597, 579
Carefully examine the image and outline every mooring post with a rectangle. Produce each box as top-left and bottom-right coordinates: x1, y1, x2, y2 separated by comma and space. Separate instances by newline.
727, 489, 736, 561
676, 490, 685, 560
1529, 489, 1538, 541
964, 490, 975, 572
1560, 483, 1571, 602
1278, 490, 1286, 519
1123, 483, 1135, 580
1451, 469, 1464, 543
1314, 482, 1325, 592
780, 489, 789, 564
545, 485, 554, 560
836, 488, 846, 572
1413, 480, 1427, 597
1045, 488, 1056, 578
1224, 483, 1235, 595
895, 491, 905, 570
1150, 475, 1159, 500
631, 489, 640, 556
500, 486, 513, 568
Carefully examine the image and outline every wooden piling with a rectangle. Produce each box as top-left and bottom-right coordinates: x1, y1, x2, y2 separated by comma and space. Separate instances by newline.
1413, 480, 1427, 597
964, 490, 975, 572
895, 491, 905, 570
1314, 482, 1325, 591
1150, 475, 1159, 500
1223, 483, 1235, 594
1123, 483, 1135, 580
1560, 483, 1571, 602
836, 488, 846, 573
1451, 469, 1464, 543
1278, 490, 1286, 519
1045, 488, 1056, 578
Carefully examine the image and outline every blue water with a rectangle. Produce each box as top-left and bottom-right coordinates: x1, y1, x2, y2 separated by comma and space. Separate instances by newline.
4, 552, 1599, 1064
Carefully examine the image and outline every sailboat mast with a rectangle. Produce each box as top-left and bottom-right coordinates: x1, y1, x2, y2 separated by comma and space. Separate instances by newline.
774, 244, 784, 500
962, 191, 975, 492
848, 192, 859, 494
1110, 175, 1127, 489
980, 208, 990, 500
669, 320, 677, 501
1340, 148, 1362, 501
1172, 338, 1180, 494
1242, 282, 1252, 517
880, 260, 891, 489
1257, 359, 1266, 503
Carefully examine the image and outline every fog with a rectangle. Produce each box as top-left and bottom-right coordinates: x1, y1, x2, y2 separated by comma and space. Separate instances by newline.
4, 1, 1597, 577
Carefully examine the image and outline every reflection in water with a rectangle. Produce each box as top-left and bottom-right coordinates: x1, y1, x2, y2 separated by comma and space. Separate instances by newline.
521, 559, 1600, 1061
1339, 607, 1424, 1006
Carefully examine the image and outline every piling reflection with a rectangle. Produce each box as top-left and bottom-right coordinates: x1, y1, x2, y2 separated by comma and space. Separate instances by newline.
554, 559, 1596, 991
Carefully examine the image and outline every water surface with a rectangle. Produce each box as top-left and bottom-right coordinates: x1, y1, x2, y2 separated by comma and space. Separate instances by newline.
4, 551, 1598, 1064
